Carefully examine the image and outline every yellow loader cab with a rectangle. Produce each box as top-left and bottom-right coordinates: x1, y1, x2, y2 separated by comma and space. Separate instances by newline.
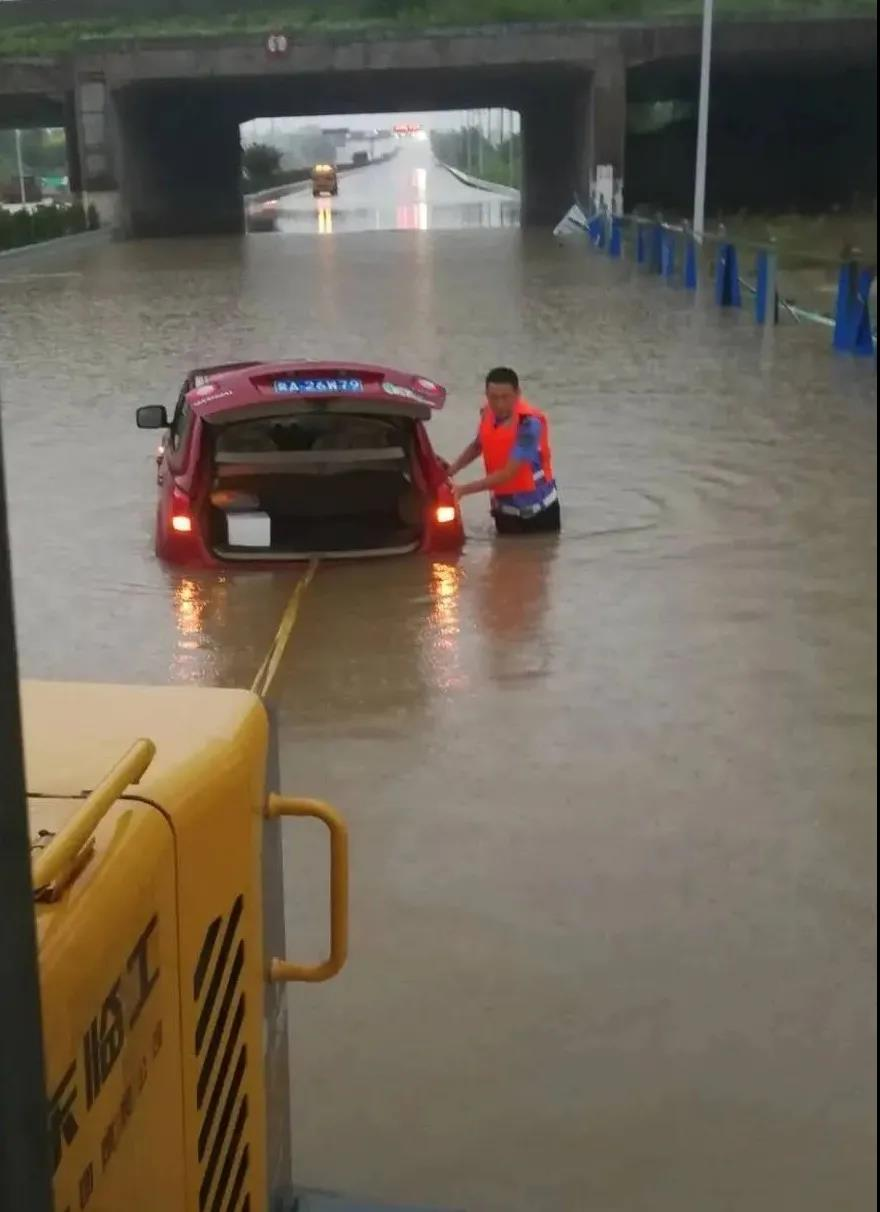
310, 164, 338, 197
22, 680, 347, 1212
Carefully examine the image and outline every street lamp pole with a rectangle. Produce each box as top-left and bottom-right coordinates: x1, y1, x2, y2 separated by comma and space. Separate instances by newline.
692, 0, 714, 240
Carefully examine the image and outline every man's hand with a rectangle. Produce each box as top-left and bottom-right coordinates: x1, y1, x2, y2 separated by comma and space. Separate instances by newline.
445, 438, 481, 480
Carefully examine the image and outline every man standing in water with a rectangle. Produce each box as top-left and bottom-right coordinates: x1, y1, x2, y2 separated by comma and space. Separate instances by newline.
447, 367, 560, 535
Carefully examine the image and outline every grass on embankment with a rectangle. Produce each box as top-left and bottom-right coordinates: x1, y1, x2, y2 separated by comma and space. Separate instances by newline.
0, 1, 875, 56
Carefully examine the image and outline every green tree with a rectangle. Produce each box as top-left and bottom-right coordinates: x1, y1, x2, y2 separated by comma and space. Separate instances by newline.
242, 142, 282, 184
20, 129, 68, 175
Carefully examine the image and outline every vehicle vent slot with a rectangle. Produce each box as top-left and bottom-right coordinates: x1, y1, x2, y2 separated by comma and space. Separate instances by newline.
193, 895, 250, 1212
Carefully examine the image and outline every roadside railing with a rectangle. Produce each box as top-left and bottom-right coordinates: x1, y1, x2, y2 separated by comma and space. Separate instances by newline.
570, 205, 876, 359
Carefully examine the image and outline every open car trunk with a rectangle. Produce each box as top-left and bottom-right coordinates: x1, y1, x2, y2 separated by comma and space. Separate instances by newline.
206, 410, 425, 559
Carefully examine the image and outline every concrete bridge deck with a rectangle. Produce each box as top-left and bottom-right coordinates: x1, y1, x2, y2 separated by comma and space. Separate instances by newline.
1, 14, 876, 233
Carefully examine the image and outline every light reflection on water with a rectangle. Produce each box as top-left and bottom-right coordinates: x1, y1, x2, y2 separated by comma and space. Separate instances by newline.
268, 198, 519, 235
424, 558, 465, 692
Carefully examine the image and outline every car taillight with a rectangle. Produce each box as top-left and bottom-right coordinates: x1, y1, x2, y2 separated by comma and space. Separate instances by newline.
170, 487, 193, 533
435, 505, 457, 525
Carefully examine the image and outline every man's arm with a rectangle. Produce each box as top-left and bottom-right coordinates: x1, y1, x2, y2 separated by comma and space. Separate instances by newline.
455, 456, 526, 498
444, 437, 481, 478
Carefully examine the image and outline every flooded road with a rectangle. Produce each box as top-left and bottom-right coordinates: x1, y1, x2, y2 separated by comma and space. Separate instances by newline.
271, 142, 519, 234
1, 142, 876, 1211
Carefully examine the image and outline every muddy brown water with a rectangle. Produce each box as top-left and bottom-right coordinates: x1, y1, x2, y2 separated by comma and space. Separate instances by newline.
1, 143, 876, 1211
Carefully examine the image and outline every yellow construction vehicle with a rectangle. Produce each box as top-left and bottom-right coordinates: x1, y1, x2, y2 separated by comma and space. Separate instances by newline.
310, 165, 338, 198
25, 677, 349, 1212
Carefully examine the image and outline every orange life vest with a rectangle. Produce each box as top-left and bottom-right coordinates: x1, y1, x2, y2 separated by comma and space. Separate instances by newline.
478, 398, 554, 498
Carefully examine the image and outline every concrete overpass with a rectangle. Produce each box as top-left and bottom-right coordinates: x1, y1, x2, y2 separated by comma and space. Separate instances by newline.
1, 14, 876, 235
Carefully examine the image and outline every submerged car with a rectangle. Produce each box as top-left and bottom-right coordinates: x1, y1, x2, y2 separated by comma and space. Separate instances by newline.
136, 361, 464, 566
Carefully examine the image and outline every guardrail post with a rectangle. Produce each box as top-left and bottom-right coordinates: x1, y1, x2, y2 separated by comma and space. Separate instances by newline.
833, 261, 875, 356
715, 242, 741, 308
599, 210, 610, 250
661, 229, 676, 279
853, 266, 876, 356
755, 248, 778, 326
609, 216, 623, 258
650, 223, 664, 274
683, 232, 698, 290
833, 260, 859, 351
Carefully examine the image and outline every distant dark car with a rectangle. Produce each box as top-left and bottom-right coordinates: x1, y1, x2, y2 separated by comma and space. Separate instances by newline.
352, 151, 369, 167
136, 361, 464, 566
245, 197, 278, 232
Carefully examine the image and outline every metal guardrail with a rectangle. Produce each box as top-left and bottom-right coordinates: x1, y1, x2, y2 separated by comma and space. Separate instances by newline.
570, 203, 876, 358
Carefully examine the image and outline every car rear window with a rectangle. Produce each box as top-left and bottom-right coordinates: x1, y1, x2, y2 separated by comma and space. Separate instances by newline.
215, 412, 404, 455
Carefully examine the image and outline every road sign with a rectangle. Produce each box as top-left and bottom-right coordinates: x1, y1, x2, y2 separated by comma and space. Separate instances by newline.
265, 32, 289, 58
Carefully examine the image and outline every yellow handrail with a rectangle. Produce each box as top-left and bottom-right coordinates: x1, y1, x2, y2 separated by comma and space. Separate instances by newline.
264, 794, 349, 983
31, 739, 156, 893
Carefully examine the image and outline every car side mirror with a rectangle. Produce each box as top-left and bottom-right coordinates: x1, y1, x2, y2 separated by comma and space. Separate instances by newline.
136, 405, 169, 429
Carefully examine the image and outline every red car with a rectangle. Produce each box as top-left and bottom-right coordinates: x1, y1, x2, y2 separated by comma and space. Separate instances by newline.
136, 361, 464, 566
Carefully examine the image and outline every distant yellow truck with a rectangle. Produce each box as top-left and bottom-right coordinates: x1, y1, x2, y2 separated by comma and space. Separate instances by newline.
310, 163, 338, 197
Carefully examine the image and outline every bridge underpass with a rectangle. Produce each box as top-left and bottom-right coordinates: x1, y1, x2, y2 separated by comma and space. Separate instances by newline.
112, 64, 609, 237
109, 53, 876, 238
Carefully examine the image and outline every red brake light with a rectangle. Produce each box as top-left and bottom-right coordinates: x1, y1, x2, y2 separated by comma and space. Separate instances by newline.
435, 505, 457, 525
170, 486, 194, 534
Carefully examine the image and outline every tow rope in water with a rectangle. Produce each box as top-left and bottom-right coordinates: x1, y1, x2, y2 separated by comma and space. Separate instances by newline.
250, 558, 319, 700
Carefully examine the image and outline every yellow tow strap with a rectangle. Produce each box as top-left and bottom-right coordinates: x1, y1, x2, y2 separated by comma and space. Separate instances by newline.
250, 559, 319, 700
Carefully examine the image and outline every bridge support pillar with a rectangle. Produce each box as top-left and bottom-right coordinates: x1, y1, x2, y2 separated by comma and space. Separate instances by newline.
63, 94, 82, 197
575, 53, 626, 212
520, 54, 626, 227
116, 89, 243, 238
520, 92, 580, 227
71, 74, 120, 226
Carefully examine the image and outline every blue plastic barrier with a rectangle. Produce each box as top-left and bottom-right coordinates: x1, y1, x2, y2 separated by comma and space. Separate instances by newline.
586, 215, 604, 247
609, 217, 623, 259
661, 230, 676, 279
650, 224, 664, 274
577, 207, 873, 358
834, 262, 875, 356
683, 234, 698, 290
755, 249, 778, 326
715, 243, 742, 308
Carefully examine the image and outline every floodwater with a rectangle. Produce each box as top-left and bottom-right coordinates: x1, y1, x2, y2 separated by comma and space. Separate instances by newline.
266, 139, 519, 235
1, 142, 876, 1212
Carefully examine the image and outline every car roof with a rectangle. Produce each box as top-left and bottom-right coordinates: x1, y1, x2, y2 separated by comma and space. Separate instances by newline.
184, 360, 447, 420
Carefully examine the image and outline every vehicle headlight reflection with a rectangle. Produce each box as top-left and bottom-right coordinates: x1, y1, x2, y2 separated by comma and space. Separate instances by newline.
317, 199, 333, 234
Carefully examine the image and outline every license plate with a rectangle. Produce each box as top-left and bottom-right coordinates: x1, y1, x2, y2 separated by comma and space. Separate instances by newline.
273, 377, 364, 395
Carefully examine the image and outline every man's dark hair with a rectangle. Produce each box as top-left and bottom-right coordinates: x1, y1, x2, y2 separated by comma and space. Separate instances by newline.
485, 367, 520, 391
